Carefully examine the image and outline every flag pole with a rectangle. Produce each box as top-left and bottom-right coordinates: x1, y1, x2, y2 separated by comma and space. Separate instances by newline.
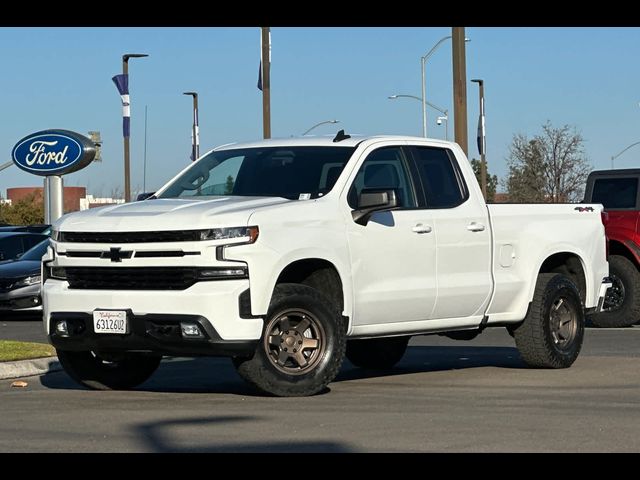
261, 27, 271, 139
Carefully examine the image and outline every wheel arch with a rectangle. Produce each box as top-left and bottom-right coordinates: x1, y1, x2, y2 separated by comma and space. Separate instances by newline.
535, 251, 588, 305
271, 257, 351, 331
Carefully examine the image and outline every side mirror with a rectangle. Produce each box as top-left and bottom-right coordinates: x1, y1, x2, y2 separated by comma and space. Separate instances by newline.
136, 192, 156, 201
352, 189, 399, 226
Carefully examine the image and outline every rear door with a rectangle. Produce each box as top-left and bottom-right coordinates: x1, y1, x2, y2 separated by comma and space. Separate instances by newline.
408, 146, 493, 319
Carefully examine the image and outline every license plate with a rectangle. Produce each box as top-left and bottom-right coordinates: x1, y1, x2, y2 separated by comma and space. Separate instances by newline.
93, 310, 128, 334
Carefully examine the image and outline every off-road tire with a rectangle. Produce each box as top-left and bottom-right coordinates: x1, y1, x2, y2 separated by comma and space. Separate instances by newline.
57, 350, 162, 390
513, 273, 584, 369
233, 283, 347, 397
590, 255, 640, 328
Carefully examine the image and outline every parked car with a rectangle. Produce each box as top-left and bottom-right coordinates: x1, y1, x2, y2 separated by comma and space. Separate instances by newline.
0, 224, 50, 234
584, 169, 640, 327
44, 135, 611, 396
0, 232, 49, 262
0, 239, 48, 312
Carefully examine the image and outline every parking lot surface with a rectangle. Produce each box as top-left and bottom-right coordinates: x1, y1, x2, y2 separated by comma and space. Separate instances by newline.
0, 322, 638, 452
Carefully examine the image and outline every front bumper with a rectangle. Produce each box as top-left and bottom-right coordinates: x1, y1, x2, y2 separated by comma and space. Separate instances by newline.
43, 278, 263, 341
48, 312, 257, 357
0, 284, 42, 311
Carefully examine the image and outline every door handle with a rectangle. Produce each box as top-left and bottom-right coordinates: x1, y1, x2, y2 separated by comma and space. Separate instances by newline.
412, 223, 432, 234
467, 222, 485, 232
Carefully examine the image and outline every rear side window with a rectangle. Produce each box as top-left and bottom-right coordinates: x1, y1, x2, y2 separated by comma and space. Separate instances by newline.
592, 178, 638, 209
412, 147, 467, 208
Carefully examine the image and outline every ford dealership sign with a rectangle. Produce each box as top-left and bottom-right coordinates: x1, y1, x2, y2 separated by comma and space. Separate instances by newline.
12, 129, 96, 176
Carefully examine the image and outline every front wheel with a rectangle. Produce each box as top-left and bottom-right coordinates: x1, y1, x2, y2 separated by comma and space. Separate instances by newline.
57, 350, 162, 390
513, 273, 584, 369
233, 283, 347, 397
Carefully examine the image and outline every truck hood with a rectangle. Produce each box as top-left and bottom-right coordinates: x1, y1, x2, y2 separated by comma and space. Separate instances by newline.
54, 197, 291, 232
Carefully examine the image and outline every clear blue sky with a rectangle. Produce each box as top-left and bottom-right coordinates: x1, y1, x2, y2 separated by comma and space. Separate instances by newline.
1, 27, 639, 197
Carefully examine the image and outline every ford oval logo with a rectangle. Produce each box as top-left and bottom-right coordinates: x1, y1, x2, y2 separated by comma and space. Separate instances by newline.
11, 129, 96, 176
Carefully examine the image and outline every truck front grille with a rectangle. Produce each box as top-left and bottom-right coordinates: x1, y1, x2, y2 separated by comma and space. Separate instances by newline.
59, 230, 201, 243
65, 267, 198, 290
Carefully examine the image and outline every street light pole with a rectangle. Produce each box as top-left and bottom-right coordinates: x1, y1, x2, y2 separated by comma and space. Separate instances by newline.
471, 79, 487, 200
388, 94, 448, 140
183, 92, 200, 161
420, 35, 470, 138
302, 120, 339, 136
611, 141, 640, 169
114, 53, 148, 203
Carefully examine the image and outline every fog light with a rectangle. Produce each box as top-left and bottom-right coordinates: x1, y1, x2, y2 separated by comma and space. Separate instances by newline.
180, 322, 204, 338
56, 320, 69, 337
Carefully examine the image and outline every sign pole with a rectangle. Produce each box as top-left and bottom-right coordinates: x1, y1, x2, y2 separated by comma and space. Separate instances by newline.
44, 176, 64, 224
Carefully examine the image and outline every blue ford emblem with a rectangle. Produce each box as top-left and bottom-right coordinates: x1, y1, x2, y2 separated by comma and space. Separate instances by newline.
11, 129, 96, 176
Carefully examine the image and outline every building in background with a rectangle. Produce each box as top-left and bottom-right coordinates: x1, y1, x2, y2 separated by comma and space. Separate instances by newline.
5, 187, 124, 212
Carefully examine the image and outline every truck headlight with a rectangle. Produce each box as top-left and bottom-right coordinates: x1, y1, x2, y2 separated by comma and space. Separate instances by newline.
199, 226, 259, 244
13, 275, 41, 288
51, 229, 60, 241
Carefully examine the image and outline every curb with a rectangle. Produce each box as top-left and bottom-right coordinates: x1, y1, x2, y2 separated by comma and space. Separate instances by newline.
0, 356, 61, 380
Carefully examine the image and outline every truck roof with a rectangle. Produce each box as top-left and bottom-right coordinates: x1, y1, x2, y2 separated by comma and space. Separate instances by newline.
587, 168, 640, 177
212, 134, 456, 151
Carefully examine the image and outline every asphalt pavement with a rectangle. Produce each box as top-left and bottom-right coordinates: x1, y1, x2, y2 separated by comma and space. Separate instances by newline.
0, 325, 639, 452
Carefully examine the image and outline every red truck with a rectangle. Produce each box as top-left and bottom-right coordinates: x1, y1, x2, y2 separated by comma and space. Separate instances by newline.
585, 169, 640, 327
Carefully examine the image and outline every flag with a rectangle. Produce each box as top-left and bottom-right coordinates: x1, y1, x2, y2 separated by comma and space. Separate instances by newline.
112, 74, 131, 137
476, 114, 485, 156
257, 61, 262, 91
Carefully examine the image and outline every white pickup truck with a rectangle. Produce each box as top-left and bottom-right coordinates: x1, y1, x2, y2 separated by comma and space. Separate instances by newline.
43, 134, 611, 396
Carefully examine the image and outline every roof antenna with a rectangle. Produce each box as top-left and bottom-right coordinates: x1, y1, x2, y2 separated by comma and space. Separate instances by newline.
332, 129, 351, 143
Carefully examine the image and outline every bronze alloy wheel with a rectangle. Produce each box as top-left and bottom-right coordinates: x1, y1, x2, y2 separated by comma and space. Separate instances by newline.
549, 296, 578, 350
263, 308, 326, 375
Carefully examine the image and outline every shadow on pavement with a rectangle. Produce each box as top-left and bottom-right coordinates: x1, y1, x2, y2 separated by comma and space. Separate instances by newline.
338, 345, 524, 381
40, 345, 525, 394
132, 415, 353, 452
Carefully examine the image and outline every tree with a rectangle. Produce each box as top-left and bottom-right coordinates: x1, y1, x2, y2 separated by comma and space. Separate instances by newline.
0, 192, 44, 225
470, 158, 498, 202
505, 122, 591, 203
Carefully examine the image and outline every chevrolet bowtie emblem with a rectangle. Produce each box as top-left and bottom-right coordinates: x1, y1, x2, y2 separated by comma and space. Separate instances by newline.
101, 247, 133, 262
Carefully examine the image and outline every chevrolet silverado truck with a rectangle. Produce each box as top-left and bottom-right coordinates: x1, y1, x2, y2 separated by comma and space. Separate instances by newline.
584, 168, 640, 327
42, 134, 611, 396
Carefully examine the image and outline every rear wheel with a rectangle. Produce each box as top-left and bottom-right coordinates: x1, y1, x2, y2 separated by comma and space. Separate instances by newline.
233, 284, 346, 397
346, 336, 409, 369
57, 350, 161, 390
513, 273, 584, 369
590, 255, 640, 328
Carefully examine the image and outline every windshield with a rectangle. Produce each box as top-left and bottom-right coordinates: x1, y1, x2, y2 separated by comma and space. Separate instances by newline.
20, 239, 49, 261
158, 146, 356, 200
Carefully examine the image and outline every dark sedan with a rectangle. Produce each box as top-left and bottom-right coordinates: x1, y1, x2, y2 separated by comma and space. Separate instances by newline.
0, 239, 48, 312
0, 231, 49, 262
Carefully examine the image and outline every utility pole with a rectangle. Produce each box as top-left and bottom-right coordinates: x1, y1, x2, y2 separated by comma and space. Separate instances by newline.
261, 27, 271, 139
452, 27, 468, 156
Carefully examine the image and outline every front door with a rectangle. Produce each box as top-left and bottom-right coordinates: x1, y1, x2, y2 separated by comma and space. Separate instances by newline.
344, 145, 438, 327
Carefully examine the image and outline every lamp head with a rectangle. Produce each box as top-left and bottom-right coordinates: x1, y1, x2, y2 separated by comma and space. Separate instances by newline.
183, 92, 198, 97
471, 79, 484, 86
388, 95, 398, 99
123, 53, 149, 61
